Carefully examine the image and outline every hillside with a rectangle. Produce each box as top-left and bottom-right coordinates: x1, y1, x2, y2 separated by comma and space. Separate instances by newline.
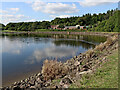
88, 10, 120, 32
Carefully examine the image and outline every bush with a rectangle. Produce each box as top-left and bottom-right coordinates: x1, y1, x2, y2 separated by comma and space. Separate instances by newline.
94, 43, 105, 51
86, 49, 94, 58
42, 60, 69, 81
106, 37, 113, 45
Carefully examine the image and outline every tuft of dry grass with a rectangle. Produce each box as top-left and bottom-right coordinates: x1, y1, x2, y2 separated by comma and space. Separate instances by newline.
105, 37, 113, 45
42, 60, 69, 81
86, 49, 94, 59
94, 35, 118, 51
94, 43, 105, 51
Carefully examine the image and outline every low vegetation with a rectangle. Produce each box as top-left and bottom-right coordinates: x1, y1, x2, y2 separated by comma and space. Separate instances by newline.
41, 60, 69, 81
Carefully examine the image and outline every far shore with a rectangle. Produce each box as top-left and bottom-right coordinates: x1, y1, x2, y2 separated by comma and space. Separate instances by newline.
1, 31, 118, 37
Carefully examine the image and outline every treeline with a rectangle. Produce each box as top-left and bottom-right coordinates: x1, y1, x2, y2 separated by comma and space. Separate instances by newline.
51, 9, 116, 26
4, 21, 51, 31
1, 9, 119, 32
0, 23, 5, 31
88, 10, 120, 32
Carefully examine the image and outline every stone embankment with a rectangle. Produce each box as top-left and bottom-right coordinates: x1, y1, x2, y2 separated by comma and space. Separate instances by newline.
2, 33, 119, 89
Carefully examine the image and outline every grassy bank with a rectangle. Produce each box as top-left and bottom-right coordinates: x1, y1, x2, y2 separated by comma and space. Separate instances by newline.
2, 30, 118, 33
70, 49, 118, 88
1, 31, 117, 38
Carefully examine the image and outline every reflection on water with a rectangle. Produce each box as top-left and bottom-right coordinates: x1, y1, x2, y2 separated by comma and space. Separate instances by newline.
1, 34, 106, 86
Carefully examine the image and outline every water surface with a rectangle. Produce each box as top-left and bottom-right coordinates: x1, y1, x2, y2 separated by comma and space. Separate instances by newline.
1, 34, 106, 86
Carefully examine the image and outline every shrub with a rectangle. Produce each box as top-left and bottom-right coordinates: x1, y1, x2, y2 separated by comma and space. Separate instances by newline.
42, 60, 69, 81
106, 37, 113, 45
86, 49, 94, 59
94, 43, 105, 51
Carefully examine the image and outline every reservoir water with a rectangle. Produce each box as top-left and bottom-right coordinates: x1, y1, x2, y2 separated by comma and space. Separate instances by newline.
1, 34, 106, 86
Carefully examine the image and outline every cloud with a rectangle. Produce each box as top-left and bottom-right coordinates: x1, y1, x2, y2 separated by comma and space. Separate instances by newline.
25, 1, 33, 4
1, 37, 24, 55
0, 14, 29, 24
32, 1, 79, 14
79, 0, 119, 7
9, 8, 19, 12
0, 7, 37, 24
0, 8, 20, 14
24, 19, 36, 22
0, 14, 36, 24
50, 15, 71, 19
25, 45, 77, 64
0, 8, 28, 24
0, 9, 9, 14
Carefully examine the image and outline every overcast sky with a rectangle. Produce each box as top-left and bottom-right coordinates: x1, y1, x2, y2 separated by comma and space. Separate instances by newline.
0, 0, 119, 25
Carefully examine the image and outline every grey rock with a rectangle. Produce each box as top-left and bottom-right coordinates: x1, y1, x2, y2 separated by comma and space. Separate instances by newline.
60, 77, 72, 85
20, 84, 26, 88
79, 70, 92, 75
37, 73, 42, 77
25, 79, 28, 83
14, 82, 17, 85
63, 84, 69, 88
12, 86, 21, 90
74, 61, 80, 66
44, 83, 50, 87
77, 67, 80, 71
30, 86, 36, 89
35, 82, 42, 88
29, 80, 35, 86
36, 78, 42, 83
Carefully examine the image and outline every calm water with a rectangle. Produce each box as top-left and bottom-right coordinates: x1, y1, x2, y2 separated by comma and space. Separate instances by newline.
1, 34, 106, 86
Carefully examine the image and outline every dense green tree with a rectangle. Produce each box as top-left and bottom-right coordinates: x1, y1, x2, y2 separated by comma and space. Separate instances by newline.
89, 10, 119, 32
0, 23, 5, 30
58, 24, 65, 29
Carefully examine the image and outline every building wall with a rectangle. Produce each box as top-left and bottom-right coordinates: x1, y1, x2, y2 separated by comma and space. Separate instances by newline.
80, 26, 84, 29
51, 25, 59, 29
51, 25, 88, 30
65, 26, 76, 30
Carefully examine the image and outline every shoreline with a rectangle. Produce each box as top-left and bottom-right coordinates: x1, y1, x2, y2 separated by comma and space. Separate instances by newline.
2, 32, 119, 89
1, 31, 116, 37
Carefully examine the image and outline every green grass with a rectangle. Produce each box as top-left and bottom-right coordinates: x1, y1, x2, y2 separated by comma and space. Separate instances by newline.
2, 30, 26, 32
70, 50, 118, 88
2, 29, 118, 33
52, 79, 61, 83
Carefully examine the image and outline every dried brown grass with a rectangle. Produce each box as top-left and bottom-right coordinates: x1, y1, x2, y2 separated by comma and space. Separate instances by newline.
94, 43, 105, 51
42, 60, 69, 81
106, 37, 113, 45
94, 35, 118, 51
86, 49, 94, 59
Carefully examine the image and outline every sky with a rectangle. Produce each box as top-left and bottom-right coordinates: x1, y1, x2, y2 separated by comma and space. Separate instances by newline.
0, 0, 119, 25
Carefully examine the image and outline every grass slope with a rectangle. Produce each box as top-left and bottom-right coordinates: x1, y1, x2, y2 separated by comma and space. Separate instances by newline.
70, 49, 118, 88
